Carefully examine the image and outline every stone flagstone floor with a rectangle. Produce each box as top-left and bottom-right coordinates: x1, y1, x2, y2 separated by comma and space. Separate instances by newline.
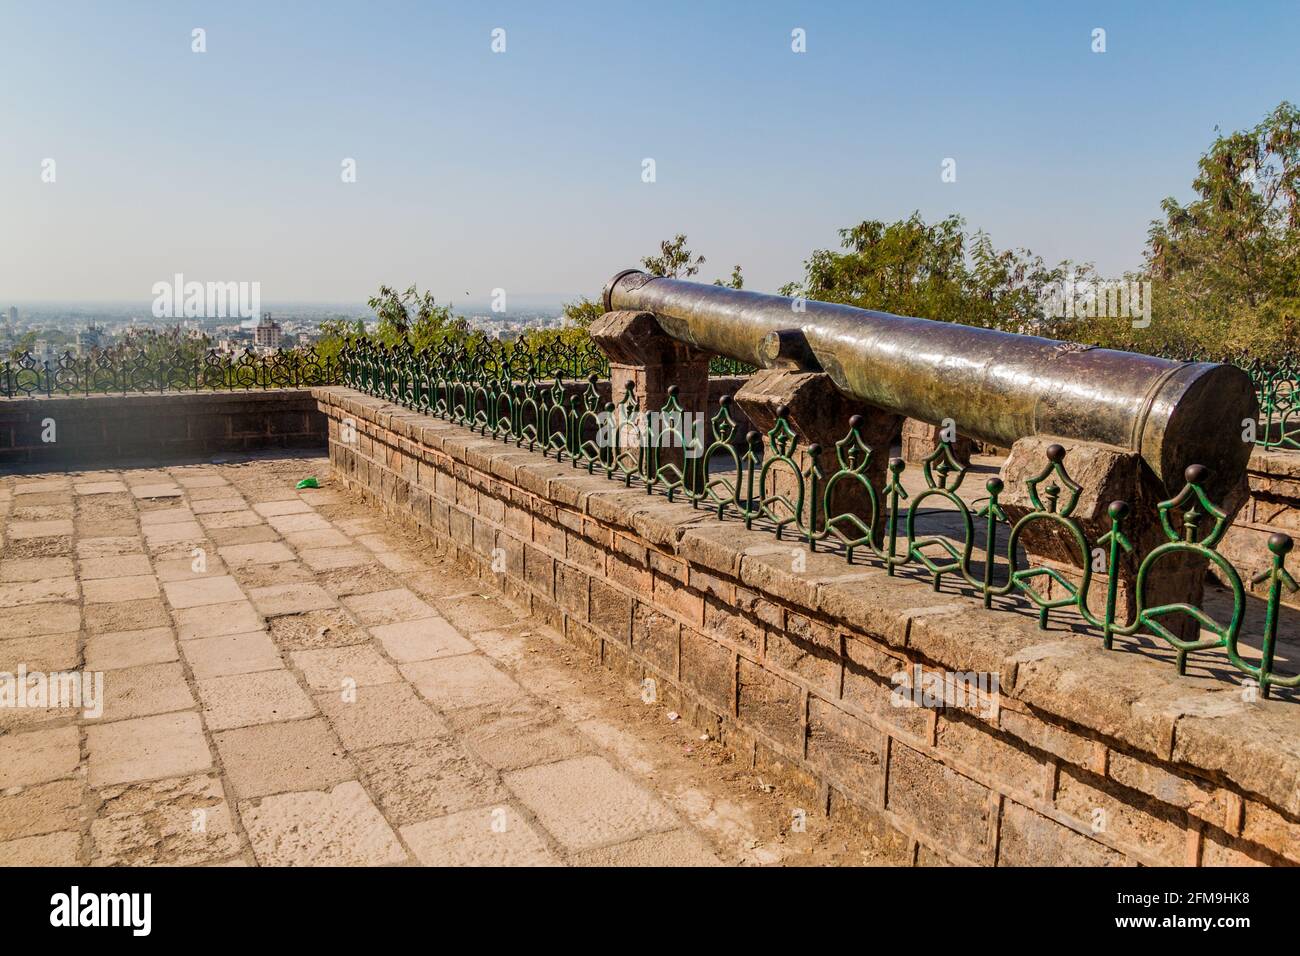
0, 453, 894, 867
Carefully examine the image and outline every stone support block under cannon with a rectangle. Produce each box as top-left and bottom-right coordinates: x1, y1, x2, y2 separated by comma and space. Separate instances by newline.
734, 366, 899, 539
589, 309, 711, 490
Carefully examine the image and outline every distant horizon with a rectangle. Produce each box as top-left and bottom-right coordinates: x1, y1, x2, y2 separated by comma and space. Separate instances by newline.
1, 294, 577, 313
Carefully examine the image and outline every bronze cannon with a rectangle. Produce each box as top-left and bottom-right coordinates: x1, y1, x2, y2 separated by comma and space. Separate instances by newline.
603, 269, 1257, 498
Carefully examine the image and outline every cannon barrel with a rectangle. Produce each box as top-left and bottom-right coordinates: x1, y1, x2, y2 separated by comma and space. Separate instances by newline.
603, 269, 1257, 498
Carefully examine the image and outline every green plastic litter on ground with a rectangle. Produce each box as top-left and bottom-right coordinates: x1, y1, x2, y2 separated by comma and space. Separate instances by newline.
296, 477, 320, 489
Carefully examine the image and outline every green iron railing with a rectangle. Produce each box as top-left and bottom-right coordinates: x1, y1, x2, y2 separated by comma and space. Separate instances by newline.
0, 336, 754, 400
0, 345, 342, 397
339, 336, 1300, 700
1247, 356, 1299, 450
1, 334, 1289, 451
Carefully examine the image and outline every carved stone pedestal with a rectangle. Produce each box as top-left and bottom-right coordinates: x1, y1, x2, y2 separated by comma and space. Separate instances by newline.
589, 310, 711, 489
901, 418, 974, 466
999, 436, 1249, 642
735, 366, 900, 537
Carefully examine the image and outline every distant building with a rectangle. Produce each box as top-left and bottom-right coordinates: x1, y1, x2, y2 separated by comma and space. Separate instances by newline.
253, 312, 282, 349
77, 324, 103, 353
6, 306, 15, 328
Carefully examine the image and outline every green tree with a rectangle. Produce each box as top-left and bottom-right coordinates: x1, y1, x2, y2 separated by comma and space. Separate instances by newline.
367, 284, 467, 350
1141, 100, 1300, 358
642, 234, 705, 278
560, 297, 603, 328
562, 236, 740, 328
780, 212, 1069, 334
314, 317, 366, 365
714, 265, 744, 290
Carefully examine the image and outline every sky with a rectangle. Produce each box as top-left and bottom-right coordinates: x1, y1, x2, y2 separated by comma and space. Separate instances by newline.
2, 0, 1297, 307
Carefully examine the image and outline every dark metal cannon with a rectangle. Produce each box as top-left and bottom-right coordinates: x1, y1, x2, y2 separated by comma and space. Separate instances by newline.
604, 269, 1257, 498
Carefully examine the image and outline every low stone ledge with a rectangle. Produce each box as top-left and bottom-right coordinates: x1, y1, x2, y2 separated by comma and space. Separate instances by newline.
0, 389, 326, 466
313, 385, 1300, 865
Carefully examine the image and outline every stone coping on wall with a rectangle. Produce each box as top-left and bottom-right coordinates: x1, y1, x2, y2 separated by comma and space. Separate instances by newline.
313, 385, 1300, 832
0, 389, 326, 465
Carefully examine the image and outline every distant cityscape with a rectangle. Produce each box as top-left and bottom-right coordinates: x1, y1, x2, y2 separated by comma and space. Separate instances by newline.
0, 298, 575, 361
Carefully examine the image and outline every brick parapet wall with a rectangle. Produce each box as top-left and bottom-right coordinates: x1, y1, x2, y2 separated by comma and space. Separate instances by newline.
0, 390, 327, 466
315, 385, 1300, 867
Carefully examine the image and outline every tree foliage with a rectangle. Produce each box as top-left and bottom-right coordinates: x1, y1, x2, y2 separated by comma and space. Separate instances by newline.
641, 234, 706, 279
779, 212, 1075, 335
714, 264, 744, 290
560, 296, 603, 328
1134, 100, 1300, 358
367, 284, 469, 351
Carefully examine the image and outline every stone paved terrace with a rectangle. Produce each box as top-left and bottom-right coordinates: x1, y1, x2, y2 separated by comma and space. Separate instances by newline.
0, 454, 897, 866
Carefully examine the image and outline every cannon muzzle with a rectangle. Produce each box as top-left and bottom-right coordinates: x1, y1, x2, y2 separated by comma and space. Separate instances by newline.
603, 269, 1257, 499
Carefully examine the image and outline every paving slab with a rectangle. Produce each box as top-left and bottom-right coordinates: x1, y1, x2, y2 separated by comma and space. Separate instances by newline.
0, 556, 74, 582
82, 574, 159, 605
266, 512, 331, 534
239, 781, 407, 866
370, 616, 475, 662
0, 602, 81, 637
249, 583, 338, 616
298, 546, 371, 571
163, 574, 246, 609
253, 500, 313, 517
139, 506, 195, 526
91, 774, 242, 866
181, 631, 281, 679
100, 661, 196, 722
0, 576, 78, 607
504, 755, 679, 852
0, 779, 82, 843
217, 542, 295, 567
197, 670, 317, 730
353, 736, 507, 826
7, 519, 75, 539
79, 554, 153, 580
400, 655, 525, 711
343, 588, 437, 625
0, 831, 80, 866
87, 712, 212, 787
83, 598, 169, 633
290, 644, 399, 691
75, 536, 144, 558
74, 481, 128, 495
174, 600, 263, 639
214, 718, 353, 799
401, 806, 559, 866
284, 529, 353, 549
0, 726, 81, 789
85, 627, 179, 671
314, 682, 448, 750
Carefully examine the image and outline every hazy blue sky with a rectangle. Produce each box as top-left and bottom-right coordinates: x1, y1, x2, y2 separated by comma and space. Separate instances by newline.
3, 0, 1296, 306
